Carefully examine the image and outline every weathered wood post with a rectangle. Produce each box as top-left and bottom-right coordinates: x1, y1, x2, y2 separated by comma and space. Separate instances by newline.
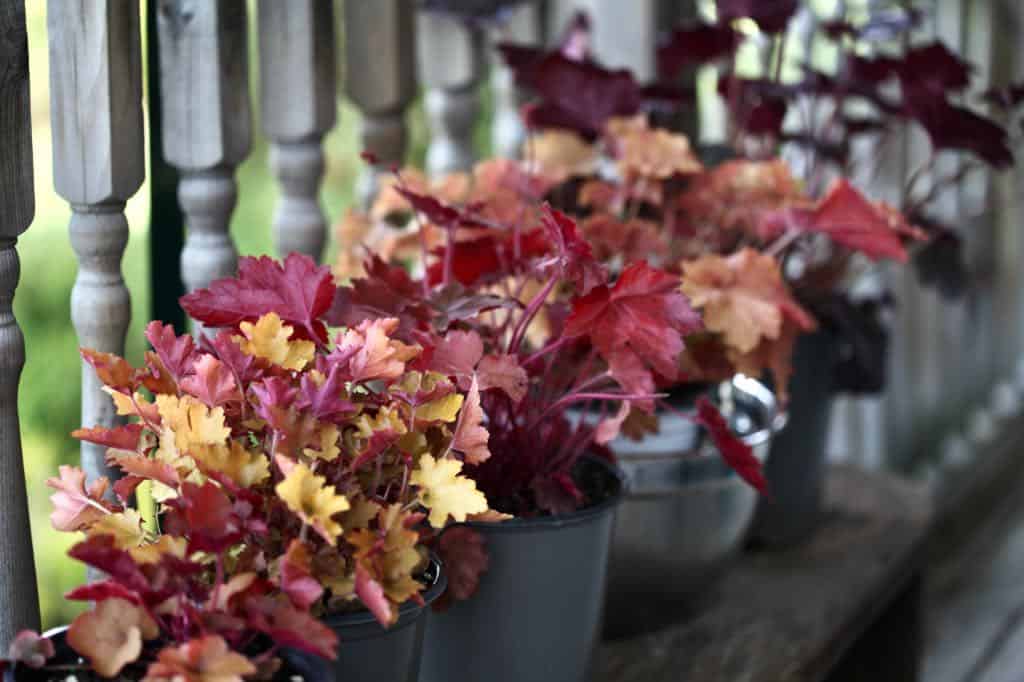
48, 0, 144, 483
258, 0, 336, 261
417, 10, 485, 176
344, 0, 417, 208
0, 0, 41, 649
490, 2, 542, 159
157, 0, 251, 332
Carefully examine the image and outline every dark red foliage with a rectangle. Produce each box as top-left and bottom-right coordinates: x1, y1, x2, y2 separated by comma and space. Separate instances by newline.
506, 51, 642, 137
433, 526, 489, 606
163, 482, 245, 554
657, 23, 740, 78
898, 41, 973, 97
717, 0, 798, 33
426, 229, 549, 287
540, 205, 607, 295
327, 255, 431, 341
145, 321, 197, 384
394, 186, 489, 229
71, 423, 144, 450
180, 253, 336, 344
695, 397, 766, 492
902, 94, 1012, 168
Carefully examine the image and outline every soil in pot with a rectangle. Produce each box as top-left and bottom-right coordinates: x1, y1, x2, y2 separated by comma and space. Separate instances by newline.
419, 457, 623, 682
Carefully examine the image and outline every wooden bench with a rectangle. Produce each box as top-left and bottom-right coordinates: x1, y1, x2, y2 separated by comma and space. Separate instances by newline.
596, 466, 931, 682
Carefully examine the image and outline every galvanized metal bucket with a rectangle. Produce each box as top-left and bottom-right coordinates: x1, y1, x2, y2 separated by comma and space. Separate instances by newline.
418, 457, 624, 682
751, 332, 836, 548
602, 376, 781, 639
285, 558, 446, 682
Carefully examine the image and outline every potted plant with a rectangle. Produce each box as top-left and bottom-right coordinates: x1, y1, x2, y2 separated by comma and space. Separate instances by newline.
493, 1, 1020, 550
333, 147, 762, 676
7, 253, 495, 681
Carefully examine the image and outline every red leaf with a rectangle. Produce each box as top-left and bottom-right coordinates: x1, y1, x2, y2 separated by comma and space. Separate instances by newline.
113, 476, 144, 504
695, 397, 766, 493
242, 595, 338, 660
393, 186, 488, 229
564, 261, 702, 389
436, 527, 489, 603
898, 41, 972, 97
804, 179, 923, 261
203, 329, 263, 387
540, 205, 607, 295
180, 253, 336, 343
658, 23, 740, 78
179, 354, 241, 407
107, 452, 180, 489
72, 423, 144, 451
452, 376, 491, 464
145, 321, 197, 384
902, 93, 1012, 168
67, 536, 149, 594
327, 254, 431, 341
279, 540, 323, 610
355, 562, 394, 626
65, 580, 142, 606
514, 53, 641, 137
717, 0, 797, 33
80, 349, 136, 392
164, 482, 243, 554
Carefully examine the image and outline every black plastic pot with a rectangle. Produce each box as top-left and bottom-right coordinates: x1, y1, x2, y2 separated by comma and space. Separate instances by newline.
751, 331, 836, 547
417, 457, 623, 682
284, 557, 446, 682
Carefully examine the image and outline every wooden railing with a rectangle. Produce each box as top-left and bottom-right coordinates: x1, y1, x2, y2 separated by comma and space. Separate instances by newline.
0, 0, 1021, 648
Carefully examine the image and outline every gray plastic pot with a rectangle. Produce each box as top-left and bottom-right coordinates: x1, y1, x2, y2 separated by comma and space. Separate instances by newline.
285, 557, 446, 682
751, 331, 836, 547
601, 376, 781, 639
418, 457, 623, 682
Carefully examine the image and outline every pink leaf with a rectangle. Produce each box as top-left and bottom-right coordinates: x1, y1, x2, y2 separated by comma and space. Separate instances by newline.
355, 563, 393, 627
179, 354, 241, 407
452, 376, 491, 465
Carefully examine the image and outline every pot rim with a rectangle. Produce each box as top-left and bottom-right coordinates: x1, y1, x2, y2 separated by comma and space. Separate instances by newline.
318, 554, 447, 630
452, 456, 625, 534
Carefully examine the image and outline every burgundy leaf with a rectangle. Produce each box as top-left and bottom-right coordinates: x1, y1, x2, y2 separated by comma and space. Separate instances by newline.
658, 23, 740, 79
695, 397, 765, 493
145, 321, 197, 384
180, 253, 336, 343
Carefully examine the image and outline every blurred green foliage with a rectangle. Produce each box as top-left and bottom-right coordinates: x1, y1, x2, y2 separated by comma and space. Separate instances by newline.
19, 1, 493, 628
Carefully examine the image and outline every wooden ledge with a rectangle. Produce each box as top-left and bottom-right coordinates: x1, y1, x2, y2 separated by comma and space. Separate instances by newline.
596, 466, 932, 682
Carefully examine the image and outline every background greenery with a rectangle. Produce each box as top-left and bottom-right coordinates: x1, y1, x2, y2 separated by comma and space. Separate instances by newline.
19, 2, 498, 627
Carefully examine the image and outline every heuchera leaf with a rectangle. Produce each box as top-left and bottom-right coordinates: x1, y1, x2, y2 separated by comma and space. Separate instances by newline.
180, 253, 336, 343
180, 354, 241, 407
7, 631, 55, 669
564, 261, 702, 394
695, 397, 766, 492
902, 93, 1012, 168
540, 205, 607, 295
72, 423, 144, 451
145, 635, 256, 682
451, 376, 491, 464
80, 349, 136, 392
658, 23, 740, 78
717, 0, 798, 33
279, 539, 324, 610
67, 597, 158, 678
898, 41, 973, 96
47, 465, 111, 532
477, 354, 528, 403
435, 526, 489, 605
145, 321, 197, 384
506, 51, 642, 138
241, 595, 338, 660
164, 482, 244, 554
327, 254, 431, 340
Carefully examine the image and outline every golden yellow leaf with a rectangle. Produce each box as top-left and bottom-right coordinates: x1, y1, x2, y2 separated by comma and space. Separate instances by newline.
130, 535, 188, 565
410, 454, 488, 528
88, 509, 146, 549
192, 440, 270, 488
235, 312, 315, 371
102, 387, 154, 419
156, 394, 230, 453
275, 463, 350, 544
303, 424, 341, 462
416, 393, 464, 423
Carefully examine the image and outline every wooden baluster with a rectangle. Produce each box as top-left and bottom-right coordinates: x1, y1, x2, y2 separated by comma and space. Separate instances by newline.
258, 0, 335, 261
0, 0, 40, 648
417, 10, 485, 176
48, 0, 144, 483
490, 2, 542, 158
344, 0, 417, 208
157, 0, 251, 330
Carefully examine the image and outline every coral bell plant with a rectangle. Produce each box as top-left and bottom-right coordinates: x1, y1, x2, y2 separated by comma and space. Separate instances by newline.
8, 254, 493, 679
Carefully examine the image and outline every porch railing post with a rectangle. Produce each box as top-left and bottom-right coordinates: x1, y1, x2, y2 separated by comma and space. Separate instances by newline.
417, 10, 485, 176
48, 0, 144, 483
489, 2, 542, 159
344, 0, 417, 208
0, 0, 41, 648
156, 0, 252, 333
258, 0, 336, 262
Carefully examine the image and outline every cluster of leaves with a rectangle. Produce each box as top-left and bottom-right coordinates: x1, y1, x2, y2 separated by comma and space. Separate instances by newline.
9, 255, 495, 679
